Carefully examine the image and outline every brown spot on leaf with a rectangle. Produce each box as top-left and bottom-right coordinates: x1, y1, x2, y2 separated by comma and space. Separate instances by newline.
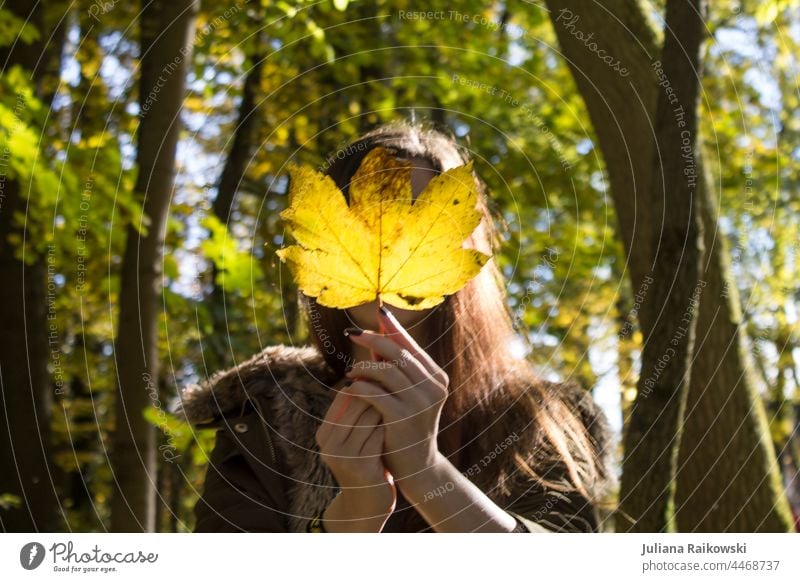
398, 293, 425, 306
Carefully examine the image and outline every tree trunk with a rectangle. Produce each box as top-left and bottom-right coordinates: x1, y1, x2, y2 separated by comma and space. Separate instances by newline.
0, 0, 68, 532
617, 0, 706, 532
206, 42, 265, 371
110, 0, 198, 532
545, 0, 793, 531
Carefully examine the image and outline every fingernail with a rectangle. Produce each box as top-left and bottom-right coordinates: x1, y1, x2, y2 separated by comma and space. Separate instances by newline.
343, 327, 363, 336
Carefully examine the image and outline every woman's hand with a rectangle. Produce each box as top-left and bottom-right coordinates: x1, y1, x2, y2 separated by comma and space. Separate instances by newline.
316, 386, 397, 532
344, 306, 450, 491
344, 307, 518, 532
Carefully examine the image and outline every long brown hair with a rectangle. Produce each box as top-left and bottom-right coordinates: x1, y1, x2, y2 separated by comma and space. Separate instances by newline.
297, 120, 611, 509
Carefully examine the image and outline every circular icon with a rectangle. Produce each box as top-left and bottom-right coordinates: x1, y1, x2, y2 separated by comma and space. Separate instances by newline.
20, 542, 46, 570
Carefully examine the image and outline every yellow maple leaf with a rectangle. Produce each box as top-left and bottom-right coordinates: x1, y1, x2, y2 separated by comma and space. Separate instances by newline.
275, 147, 491, 310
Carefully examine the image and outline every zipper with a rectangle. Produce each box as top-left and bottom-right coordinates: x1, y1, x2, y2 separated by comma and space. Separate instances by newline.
252, 396, 277, 465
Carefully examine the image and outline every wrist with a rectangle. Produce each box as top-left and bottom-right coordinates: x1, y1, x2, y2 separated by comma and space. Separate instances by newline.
322, 489, 394, 533
338, 485, 395, 514
396, 451, 450, 502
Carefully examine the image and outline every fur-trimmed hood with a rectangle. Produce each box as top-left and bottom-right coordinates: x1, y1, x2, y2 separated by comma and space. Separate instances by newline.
174, 344, 340, 426
173, 344, 345, 532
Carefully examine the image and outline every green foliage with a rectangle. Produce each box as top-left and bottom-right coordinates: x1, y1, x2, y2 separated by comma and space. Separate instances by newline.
200, 214, 265, 297
0, 8, 39, 47
702, 1, 800, 470
0, 493, 22, 510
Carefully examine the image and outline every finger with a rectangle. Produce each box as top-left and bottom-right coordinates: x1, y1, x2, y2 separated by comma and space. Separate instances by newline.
378, 305, 443, 378
346, 360, 412, 393
318, 392, 369, 445
331, 393, 354, 423
345, 408, 382, 453
347, 332, 430, 385
327, 382, 363, 424
328, 406, 381, 460
346, 364, 429, 411
348, 379, 401, 421
322, 388, 365, 426
330, 395, 370, 439
360, 424, 385, 457
354, 406, 382, 429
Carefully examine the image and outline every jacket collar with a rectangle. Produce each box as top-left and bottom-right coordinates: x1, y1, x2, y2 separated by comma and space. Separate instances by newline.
174, 344, 341, 426
174, 344, 346, 532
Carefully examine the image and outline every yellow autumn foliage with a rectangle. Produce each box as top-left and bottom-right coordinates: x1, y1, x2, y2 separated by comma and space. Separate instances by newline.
275, 147, 491, 310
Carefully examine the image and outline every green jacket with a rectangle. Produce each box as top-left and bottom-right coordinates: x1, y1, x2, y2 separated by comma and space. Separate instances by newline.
175, 344, 611, 533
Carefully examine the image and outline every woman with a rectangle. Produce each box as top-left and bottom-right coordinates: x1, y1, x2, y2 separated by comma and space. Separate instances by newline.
178, 121, 613, 532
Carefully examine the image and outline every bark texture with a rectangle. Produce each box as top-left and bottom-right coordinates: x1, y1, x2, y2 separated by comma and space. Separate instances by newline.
0, 0, 68, 532
110, 0, 199, 532
545, 0, 792, 531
